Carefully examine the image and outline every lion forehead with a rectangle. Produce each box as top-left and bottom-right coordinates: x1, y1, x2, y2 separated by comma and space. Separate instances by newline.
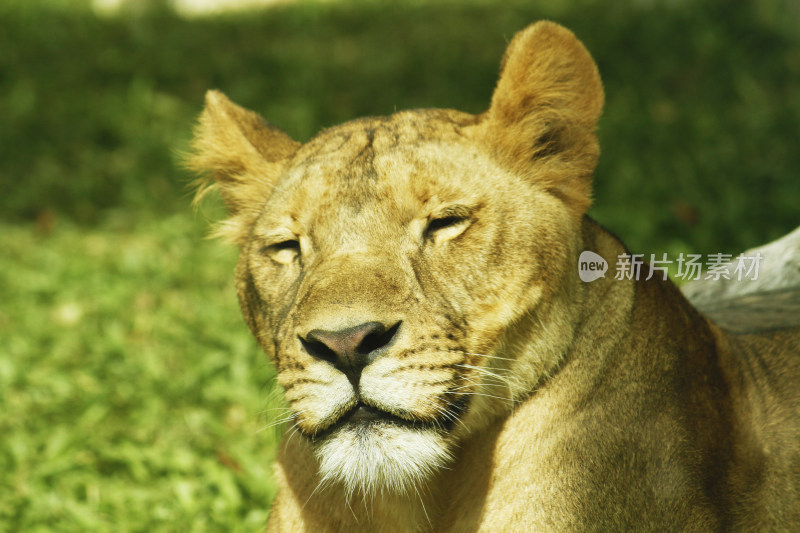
294, 109, 480, 162
266, 111, 501, 224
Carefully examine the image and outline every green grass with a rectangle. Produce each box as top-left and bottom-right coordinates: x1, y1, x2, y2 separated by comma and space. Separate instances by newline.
1, 0, 799, 530
0, 214, 281, 531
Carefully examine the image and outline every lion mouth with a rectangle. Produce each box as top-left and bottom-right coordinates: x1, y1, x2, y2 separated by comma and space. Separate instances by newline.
307, 402, 430, 441
309, 398, 465, 441
345, 403, 386, 423
339, 402, 412, 428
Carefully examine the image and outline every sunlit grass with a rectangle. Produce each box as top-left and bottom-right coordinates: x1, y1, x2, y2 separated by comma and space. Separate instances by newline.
0, 214, 283, 531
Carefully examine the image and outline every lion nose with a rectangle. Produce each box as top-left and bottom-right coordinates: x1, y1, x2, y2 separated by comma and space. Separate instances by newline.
300, 321, 401, 384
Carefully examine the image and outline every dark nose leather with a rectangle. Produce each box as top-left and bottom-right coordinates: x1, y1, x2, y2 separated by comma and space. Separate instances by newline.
300, 321, 400, 386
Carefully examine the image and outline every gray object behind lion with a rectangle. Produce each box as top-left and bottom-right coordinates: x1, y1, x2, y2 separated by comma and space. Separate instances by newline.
682, 226, 800, 333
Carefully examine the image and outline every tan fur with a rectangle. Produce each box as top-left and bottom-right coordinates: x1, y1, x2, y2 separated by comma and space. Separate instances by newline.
189, 21, 800, 532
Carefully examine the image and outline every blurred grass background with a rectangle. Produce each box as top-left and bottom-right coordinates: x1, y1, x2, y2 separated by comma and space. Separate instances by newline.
1, 0, 798, 530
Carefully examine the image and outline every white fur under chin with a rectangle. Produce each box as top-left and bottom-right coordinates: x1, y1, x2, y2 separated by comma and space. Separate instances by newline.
314, 423, 451, 497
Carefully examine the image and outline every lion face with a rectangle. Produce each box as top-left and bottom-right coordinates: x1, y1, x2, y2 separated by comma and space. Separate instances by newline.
236, 111, 581, 494
190, 22, 604, 495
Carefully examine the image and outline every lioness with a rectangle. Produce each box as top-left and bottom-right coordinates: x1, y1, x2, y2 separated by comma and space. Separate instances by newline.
189, 21, 800, 532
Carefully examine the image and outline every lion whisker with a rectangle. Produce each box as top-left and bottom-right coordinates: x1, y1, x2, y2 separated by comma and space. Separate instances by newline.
256, 408, 311, 434
303, 474, 332, 513
456, 363, 513, 382
257, 406, 294, 417
464, 351, 517, 362
413, 484, 432, 528
284, 424, 302, 448
428, 400, 469, 431
449, 390, 514, 403
456, 363, 527, 391
256, 415, 295, 433
450, 380, 509, 390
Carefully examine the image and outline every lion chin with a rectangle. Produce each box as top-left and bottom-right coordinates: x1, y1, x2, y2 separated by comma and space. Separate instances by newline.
314, 418, 451, 497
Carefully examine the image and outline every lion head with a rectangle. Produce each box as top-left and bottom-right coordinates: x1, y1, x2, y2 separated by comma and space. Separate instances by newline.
189, 21, 604, 496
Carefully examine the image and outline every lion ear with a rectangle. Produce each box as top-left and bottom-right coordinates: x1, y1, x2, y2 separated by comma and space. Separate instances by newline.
188, 90, 300, 242
484, 21, 604, 215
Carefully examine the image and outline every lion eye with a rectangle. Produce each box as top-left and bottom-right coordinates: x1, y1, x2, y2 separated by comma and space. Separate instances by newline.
425, 215, 470, 244
262, 239, 301, 265
427, 216, 464, 233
